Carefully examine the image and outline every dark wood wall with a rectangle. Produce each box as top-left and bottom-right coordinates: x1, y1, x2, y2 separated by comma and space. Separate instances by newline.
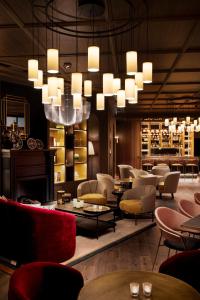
116, 119, 141, 172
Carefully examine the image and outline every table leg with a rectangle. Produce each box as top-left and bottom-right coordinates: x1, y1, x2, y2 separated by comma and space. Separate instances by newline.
96, 215, 99, 239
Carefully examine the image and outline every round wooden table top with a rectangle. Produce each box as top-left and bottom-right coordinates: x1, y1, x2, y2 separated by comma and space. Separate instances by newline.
78, 270, 200, 300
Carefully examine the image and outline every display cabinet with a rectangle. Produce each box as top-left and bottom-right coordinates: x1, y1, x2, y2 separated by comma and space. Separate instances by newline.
141, 120, 194, 157
49, 120, 87, 185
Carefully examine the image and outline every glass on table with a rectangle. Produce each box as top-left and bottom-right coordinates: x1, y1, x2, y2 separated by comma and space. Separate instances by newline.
142, 282, 152, 297
130, 282, 140, 297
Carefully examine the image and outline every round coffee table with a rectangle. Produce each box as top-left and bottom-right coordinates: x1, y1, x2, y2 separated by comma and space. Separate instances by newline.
78, 270, 200, 300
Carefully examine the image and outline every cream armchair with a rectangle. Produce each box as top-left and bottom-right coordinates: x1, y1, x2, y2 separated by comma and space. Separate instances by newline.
130, 168, 149, 178
158, 171, 180, 199
120, 185, 156, 224
134, 174, 158, 187
96, 173, 116, 202
77, 180, 106, 205
118, 164, 134, 179
151, 165, 170, 176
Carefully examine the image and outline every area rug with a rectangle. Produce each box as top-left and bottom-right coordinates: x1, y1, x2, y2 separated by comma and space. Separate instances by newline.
63, 219, 155, 266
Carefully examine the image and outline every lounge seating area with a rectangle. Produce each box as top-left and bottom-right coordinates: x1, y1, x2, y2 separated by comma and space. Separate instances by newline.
1, 1, 200, 299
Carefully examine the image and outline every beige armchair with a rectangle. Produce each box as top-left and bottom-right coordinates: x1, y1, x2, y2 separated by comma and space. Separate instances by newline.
118, 164, 134, 179
134, 174, 158, 187
151, 165, 170, 176
158, 171, 180, 199
130, 168, 149, 178
96, 173, 116, 202
120, 185, 156, 224
77, 180, 106, 205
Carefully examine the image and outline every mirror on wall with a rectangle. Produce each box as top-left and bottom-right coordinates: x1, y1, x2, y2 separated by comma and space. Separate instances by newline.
1, 95, 30, 140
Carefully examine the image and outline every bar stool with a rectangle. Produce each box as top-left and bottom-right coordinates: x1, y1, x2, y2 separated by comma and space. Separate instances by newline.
142, 162, 154, 172
185, 160, 199, 180
171, 162, 184, 174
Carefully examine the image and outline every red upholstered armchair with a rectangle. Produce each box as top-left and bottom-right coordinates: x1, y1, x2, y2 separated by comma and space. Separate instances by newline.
0, 198, 76, 264
159, 250, 200, 293
8, 262, 84, 300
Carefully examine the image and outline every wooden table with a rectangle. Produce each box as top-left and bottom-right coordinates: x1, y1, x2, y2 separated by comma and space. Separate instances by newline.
181, 214, 200, 231
78, 270, 200, 300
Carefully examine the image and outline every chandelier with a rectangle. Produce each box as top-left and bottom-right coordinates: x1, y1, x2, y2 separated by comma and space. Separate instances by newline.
28, 0, 153, 121
164, 117, 200, 133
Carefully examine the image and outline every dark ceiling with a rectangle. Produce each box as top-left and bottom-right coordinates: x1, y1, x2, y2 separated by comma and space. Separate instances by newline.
0, 0, 200, 117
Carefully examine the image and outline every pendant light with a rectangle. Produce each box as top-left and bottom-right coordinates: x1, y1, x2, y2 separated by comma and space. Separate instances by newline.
143, 62, 153, 83
173, 117, 177, 124
84, 80, 92, 97
186, 116, 190, 124
164, 118, 169, 126
126, 51, 137, 75
73, 94, 82, 109
117, 90, 125, 108
113, 78, 121, 95
103, 73, 113, 96
88, 46, 99, 72
47, 49, 59, 73
52, 88, 62, 106
34, 70, 43, 89
42, 84, 51, 104
128, 86, 138, 104
28, 59, 38, 81
48, 77, 58, 100
135, 72, 143, 90
194, 119, 197, 126
125, 78, 135, 100
57, 78, 64, 95
96, 93, 105, 110
71, 73, 82, 95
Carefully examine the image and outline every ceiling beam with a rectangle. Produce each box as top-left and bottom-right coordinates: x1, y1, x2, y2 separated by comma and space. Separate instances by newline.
1, 14, 200, 29
151, 21, 199, 108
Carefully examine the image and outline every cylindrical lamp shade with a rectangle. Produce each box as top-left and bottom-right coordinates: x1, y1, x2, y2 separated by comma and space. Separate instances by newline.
71, 73, 82, 95
173, 117, 177, 124
126, 51, 137, 75
84, 80, 92, 97
198, 117, 200, 124
47, 49, 59, 73
103, 73, 113, 96
42, 84, 51, 104
28, 59, 38, 81
88, 46, 99, 72
48, 77, 58, 99
194, 119, 197, 126
34, 70, 43, 89
128, 87, 138, 104
135, 72, 143, 90
96, 93, 105, 110
165, 118, 169, 126
143, 62, 153, 83
73, 94, 82, 109
52, 88, 62, 106
117, 90, 125, 108
125, 78, 135, 100
57, 78, 64, 95
186, 116, 190, 123
113, 78, 121, 95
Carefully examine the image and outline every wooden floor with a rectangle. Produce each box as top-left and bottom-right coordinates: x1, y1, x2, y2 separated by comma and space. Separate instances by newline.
0, 178, 199, 299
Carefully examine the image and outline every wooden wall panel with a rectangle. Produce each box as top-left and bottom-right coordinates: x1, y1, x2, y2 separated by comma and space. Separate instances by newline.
116, 119, 141, 171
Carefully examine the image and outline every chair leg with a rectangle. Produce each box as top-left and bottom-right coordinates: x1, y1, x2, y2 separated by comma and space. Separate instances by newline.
167, 247, 171, 258
159, 192, 162, 199
171, 193, 174, 199
152, 232, 162, 271
151, 212, 154, 222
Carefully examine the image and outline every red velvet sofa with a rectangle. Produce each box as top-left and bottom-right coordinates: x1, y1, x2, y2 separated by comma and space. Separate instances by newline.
0, 198, 76, 264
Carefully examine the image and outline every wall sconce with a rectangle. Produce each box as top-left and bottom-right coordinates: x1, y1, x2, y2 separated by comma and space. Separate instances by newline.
115, 136, 119, 143
88, 141, 95, 155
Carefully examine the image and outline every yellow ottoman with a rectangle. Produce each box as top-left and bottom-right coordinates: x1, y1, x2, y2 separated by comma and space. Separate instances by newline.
78, 193, 106, 205
119, 199, 143, 214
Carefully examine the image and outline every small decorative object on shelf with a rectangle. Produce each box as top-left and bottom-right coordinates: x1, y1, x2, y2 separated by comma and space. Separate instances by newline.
27, 138, 37, 150
36, 139, 44, 150
13, 138, 23, 150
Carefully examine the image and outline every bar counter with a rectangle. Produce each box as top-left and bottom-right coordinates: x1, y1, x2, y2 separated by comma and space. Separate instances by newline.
142, 156, 199, 171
